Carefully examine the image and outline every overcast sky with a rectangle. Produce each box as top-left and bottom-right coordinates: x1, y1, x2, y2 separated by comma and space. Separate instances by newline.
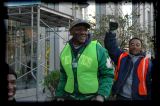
87, 2, 132, 21
122, 3, 132, 15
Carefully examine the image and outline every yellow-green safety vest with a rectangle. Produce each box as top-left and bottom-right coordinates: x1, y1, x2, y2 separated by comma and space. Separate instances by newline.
60, 41, 99, 94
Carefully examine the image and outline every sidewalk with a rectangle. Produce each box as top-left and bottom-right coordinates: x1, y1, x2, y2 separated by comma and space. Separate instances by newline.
15, 88, 51, 102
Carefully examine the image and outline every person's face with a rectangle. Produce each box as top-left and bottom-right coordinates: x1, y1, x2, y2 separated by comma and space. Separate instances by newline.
129, 39, 142, 55
8, 74, 16, 100
70, 25, 88, 44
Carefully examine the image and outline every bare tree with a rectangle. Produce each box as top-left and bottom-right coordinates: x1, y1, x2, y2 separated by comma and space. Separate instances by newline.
89, 12, 154, 54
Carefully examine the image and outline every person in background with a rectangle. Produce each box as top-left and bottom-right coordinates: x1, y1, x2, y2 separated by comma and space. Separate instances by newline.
104, 22, 153, 100
55, 19, 114, 102
7, 64, 17, 101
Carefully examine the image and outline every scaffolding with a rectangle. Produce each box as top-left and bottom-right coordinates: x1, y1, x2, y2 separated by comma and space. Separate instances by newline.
6, 4, 73, 101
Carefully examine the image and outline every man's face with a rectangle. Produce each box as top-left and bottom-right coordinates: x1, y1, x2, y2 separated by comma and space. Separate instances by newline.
8, 74, 16, 100
70, 25, 88, 44
129, 39, 142, 55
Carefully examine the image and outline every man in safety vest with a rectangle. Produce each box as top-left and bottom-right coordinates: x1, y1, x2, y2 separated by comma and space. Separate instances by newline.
55, 19, 114, 102
104, 22, 152, 100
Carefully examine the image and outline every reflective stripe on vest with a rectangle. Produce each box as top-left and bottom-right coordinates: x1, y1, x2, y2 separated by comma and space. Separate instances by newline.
137, 57, 149, 95
60, 41, 98, 94
115, 52, 149, 96
114, 52, 128, 80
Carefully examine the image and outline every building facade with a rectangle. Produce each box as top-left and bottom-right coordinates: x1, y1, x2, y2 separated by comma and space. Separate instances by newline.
95, 3, 123, 28
132, 3, 154, 53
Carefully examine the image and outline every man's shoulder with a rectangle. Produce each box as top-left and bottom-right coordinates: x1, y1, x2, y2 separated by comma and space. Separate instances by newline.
95, 43, 109, 54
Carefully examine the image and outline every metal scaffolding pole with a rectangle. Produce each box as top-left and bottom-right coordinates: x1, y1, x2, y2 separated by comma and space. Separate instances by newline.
40, 19, 66, 41
31, 6, 35, 80
36, 5, 40, 101
15, 31, 18, 74
19, 30, 22, 70
68, 19, 71, 40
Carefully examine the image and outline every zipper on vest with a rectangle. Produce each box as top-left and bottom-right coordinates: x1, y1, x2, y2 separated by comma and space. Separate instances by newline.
72, 53, 81, 99
70, 43, 92, 99
72, 58, 77, 68
131, 57, 144, 100
115, 60, 133, 95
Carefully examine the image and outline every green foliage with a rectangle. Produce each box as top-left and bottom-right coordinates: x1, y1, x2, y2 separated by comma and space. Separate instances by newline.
43, 70, 60, 90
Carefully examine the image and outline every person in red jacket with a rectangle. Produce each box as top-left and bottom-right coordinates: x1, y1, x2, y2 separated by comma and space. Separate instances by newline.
104, 22, 152, 100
